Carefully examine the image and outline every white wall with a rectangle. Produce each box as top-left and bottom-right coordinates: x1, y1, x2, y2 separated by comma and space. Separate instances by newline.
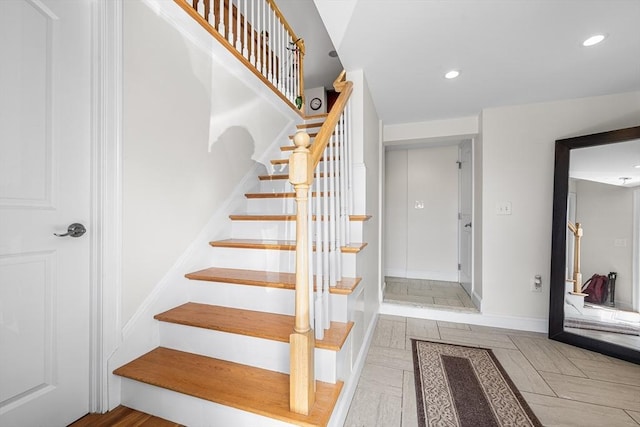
122, 0, 294, 324
481, 91, 640, 320
384, 150, 408, 275
576, 179, 634, 309
347, 69, 381, 335
384, 146, 459, 281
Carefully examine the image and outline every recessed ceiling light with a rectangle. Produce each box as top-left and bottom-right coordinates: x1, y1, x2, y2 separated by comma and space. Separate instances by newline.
583, 34, 606, 47
445, 70, 460, 79
634, 164, 640, 169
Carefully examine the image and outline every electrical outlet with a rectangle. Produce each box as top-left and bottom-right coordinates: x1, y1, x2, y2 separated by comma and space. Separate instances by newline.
531, 275, 542, 292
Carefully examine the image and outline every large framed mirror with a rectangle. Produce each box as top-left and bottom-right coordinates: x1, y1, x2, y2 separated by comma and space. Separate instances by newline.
550, 125, 640, 364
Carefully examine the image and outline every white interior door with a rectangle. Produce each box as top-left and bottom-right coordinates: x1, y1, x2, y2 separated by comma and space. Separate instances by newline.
458, 141, 472, 296
0, 0, 92, 425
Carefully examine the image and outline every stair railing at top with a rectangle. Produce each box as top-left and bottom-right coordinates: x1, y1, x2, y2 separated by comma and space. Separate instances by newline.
288, 71, 353, 415
175, 0, 305, 113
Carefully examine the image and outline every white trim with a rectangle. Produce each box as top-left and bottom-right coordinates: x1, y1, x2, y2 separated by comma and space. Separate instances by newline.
385, 268, 459, 283
378, 119, 384, 304
328, 313, 378, 427
633, 189, 640, 312
90, 0, 123, 413
379, 302, 547, 333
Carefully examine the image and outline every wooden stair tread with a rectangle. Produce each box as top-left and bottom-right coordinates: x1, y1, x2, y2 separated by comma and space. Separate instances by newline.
155, 302, 353, 351
210, 238, 367, 253
229, 214, 371, 222
297, 122, 324, 129
245, 191, 329, 199
185, 267, 362, 295
281, 142, 339, 152
257, 173, 332, 181
271, 156, 337, 165
113, 347, 342, 427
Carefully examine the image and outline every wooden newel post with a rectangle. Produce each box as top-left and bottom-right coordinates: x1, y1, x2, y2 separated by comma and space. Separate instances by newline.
568, 221, 586, 295
289, 130, 315, 415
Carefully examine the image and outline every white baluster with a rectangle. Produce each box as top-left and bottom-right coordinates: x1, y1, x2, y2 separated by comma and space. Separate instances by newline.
196, 0, 204, 17
268, 8, 274, 82
309, 181, 318, 339
218, 0, 225, 37
311, 180, 323, 341
249, 0, 255, 64
333, 133, 343, 283
322, 141, 330, 295
228, 0, 234, 43
235, 0, 242, 50
347, 102, 354, 218
262, 2, 267, 76
208, 0, 215, 25
242, 0, 248, 58
339, 112, 348, 250
278, 19, 284, 92
328, 133, 337, 288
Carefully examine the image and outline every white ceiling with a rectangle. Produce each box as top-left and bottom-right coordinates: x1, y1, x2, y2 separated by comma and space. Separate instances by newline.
570, 138, 640, 187
282, 0, 640, 125
274, 0, 344, 90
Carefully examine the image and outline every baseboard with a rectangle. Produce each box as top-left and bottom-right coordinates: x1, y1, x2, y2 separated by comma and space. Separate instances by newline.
385, 268, 459, 283
328, 311, 379, 427
379, 302, 547, 333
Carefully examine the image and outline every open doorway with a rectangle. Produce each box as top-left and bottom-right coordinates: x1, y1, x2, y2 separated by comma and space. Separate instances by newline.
382, 139, 477, 311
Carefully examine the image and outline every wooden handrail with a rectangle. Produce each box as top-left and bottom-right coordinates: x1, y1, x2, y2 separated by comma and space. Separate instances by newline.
309, 71, 352, 169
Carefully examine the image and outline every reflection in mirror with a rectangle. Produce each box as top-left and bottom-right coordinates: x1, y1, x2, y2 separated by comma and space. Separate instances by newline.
550, 126, 640, 364
564, 140, 640, 350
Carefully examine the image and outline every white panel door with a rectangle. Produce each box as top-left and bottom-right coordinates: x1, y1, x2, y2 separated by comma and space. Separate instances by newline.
458, 141, 472, 296
0, 0, 92, 425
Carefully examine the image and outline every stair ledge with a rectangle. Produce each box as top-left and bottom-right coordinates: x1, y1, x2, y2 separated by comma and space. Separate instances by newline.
258, 173, 331, 181
246, 192, 329, 199
155, 303, 353, 351
229, 214, 371, 222
113, 347, 342, 427
185, 267, 362, 295
210, 238, 367, 253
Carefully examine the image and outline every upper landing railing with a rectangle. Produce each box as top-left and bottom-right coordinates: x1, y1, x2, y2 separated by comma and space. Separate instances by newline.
175, 0, 305, 113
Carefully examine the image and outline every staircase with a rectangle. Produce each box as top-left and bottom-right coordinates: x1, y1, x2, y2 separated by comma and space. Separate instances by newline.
114, 116, 368, 426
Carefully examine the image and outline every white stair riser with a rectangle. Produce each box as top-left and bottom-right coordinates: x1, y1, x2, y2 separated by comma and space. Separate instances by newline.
207, 246, 358, 276
231, 220, 356, 241
247, 197, 297, 214
121, 379, 294, 427
188, 279, 353, 320
188, 280, 295, 315
158, 322, 339, 383
259, 179, 293, 193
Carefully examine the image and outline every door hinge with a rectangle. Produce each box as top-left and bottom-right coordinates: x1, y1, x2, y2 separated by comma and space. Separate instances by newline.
458, 263, 461, 270
456, 161, 462, 169
458, 212, 462, 220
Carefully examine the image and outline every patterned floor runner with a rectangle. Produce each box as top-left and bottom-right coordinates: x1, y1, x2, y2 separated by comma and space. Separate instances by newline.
412, 339, 542, 427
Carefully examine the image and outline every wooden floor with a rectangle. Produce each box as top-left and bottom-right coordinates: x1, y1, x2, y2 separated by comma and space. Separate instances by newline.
69, 405, 181, 427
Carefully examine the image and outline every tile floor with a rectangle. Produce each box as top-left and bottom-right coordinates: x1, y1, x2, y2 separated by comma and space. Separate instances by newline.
345, 314, 640, 427
383, 277, 477, 311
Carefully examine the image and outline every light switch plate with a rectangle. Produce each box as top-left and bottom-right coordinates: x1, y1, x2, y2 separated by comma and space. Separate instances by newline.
496, 201, 512, 215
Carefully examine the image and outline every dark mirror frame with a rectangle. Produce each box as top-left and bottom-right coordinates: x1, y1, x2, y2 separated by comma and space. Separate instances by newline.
550, 125, 640, 365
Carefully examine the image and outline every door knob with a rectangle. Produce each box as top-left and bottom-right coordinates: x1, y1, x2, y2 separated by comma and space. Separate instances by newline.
54, 223, 86, 238
464, 222, 472, 228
